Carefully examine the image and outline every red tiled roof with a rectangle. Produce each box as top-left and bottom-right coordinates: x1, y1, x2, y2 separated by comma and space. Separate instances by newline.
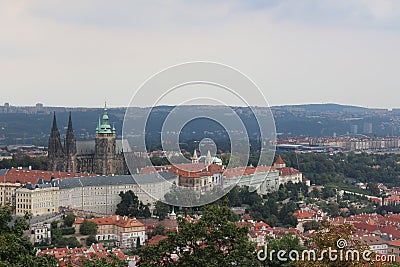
223, 166, 276, 179
147, 235, 167, 246
168, 163, 223, 178
74, 215, 144, 228
4, 167, 96, 184
389, 239, 400, 247
140, 166, 167, 174
293, 209, 316, 220
278, 167, 300, 176
275, 156, 285, 165
37, 243, 136, 266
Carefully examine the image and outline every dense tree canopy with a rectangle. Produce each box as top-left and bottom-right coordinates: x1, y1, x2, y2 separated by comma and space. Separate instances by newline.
153, 200, 170, 220
138, 205, 259, 266
116, 191, 151, 218
0, 204, 58, 266
0, 155, 48, 170
279, 152, 400, 189
79, 220, 98, 236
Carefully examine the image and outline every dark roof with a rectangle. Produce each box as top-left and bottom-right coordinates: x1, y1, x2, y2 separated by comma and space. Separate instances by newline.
52, 171, 177, 189
0, 169, 9, 177
76, 140, 95, 155
75, 139, 132, 156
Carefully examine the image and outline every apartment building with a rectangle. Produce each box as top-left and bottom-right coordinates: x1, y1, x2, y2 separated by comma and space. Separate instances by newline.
15, 186, 59, 216
73, 215, 146, 249
0, 182, 21, 206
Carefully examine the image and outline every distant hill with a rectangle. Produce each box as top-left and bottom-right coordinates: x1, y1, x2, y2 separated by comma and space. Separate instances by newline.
0, 103, 398, 147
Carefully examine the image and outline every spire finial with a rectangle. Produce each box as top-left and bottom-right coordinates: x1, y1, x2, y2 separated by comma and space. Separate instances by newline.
205, 150, 212, 165
98, 102, 112, 134
67, 112, 73, 130
52, 112, 58, 130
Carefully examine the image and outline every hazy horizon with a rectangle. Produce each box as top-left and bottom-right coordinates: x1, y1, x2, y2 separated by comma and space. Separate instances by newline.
2, 101, 398, 110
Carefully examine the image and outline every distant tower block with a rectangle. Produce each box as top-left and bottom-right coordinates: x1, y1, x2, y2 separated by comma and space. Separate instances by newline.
363, 122, 373, 134
351, 125, 358, 135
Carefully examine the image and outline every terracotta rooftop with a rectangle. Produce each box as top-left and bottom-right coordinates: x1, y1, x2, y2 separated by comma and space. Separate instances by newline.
74, 215, 145, 229
147, 235, 168, 246
2, 167, 95, 184
275, 156, 285, 165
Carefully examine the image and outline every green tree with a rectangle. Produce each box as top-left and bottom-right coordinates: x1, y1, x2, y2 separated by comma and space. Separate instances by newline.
138, 205, 259, 266
148, 224, 166, 239
302, 220, 322, 232
295, 223, 373, 267
80, 253, 128, 267
63, 213, 76, 227
309, 187, 320, 198
86, 235, 98, 246
116, 191, 151, 218
136, 237, 141, 249
79, 220, 98, 235
262, 233, 306, 267
367, 182, 380, 196
322, 186, 336, 199
0, 204, 58, 266
153, 201, 170, 220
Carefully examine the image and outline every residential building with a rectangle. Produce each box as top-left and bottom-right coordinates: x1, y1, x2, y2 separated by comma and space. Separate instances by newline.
73, 215, 146, 249
169, 162, 223, 193
388, 239, 400, 258
356, 235, 388, 255
30, 223, 51, 245
15, 186, 59, 216
0, 182, 21, 206
273, 156, 303, 185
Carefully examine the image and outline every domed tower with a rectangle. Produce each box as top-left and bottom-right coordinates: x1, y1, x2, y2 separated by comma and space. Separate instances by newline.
94, 102, 116, 175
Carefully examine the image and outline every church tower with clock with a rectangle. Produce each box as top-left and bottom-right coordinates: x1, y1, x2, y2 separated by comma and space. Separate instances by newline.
94, 103, 117, 175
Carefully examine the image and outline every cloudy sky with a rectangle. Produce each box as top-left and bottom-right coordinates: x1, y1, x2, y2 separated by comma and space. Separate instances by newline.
1, 1, 400, 108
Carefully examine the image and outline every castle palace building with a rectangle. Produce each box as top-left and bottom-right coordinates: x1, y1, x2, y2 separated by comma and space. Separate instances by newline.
48, 104, 129, 175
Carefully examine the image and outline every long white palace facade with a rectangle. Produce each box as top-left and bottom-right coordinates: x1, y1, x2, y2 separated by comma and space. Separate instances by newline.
15, 172, 178, 216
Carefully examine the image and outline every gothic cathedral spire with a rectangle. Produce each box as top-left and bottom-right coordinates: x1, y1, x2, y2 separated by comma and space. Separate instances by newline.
48, 112, 64, 172
65, 112, 77, 172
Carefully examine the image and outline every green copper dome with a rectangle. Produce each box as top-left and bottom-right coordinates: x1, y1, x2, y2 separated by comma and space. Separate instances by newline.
97, 102, 113, 134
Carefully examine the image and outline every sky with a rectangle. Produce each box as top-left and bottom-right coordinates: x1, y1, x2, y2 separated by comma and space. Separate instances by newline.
1, 0, 400, 108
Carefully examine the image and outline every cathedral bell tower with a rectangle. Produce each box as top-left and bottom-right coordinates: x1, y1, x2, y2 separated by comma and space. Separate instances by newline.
94, 102, 116, 175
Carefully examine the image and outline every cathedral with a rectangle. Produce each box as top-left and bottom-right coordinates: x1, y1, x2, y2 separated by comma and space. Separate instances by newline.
48, 104, 129, 175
